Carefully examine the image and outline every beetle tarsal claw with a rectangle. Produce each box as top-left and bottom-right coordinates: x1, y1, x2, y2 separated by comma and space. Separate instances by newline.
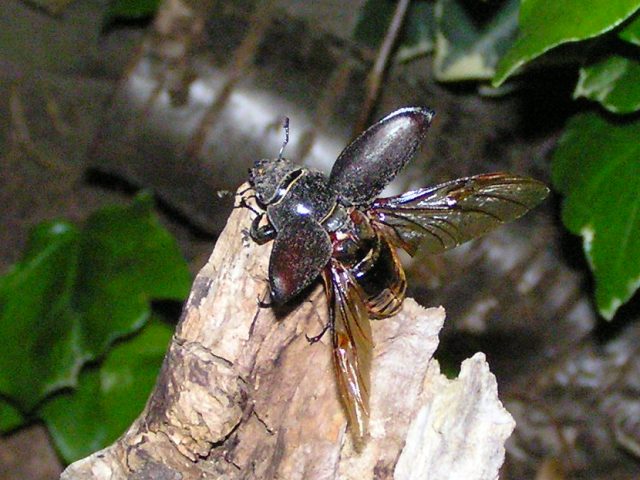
305, 321, 331, 344
256, 292, 272, 309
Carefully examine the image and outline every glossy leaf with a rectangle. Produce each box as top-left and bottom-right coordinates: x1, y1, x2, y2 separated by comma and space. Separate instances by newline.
0, 400, 25, 432
40, 317, 172, 463
0, 194, 190, 410
0, 222, 81, 411
494, 0, 640, 86
353, 0, 435, 61
434, 0, 519, 81
575, 54, 640, 113
552, 112, 640, 319
619, 11, 640, 45
73, 193, 190, 355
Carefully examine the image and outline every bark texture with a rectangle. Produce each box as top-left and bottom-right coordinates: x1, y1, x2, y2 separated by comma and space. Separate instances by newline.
61, 186, 515, 480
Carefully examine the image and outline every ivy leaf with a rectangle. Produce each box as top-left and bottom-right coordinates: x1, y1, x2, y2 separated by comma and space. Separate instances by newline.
619, 11, 640, 45
106, 0, 161, 21
434, 0, 519, 81
0, 400, 25, 432
552, 112, 640, 319
353, 0, 435, 61
575, 54, 640, 113
40, 317, 172, 463
494, 0, 640, 86
0, 222, 81, 411
0, 194, 190, 410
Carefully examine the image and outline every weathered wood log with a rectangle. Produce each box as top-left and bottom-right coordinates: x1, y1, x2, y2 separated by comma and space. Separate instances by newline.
61, 186, 515, 480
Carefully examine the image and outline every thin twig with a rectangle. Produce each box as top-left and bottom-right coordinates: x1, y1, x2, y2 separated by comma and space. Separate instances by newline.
353, 0, 411, 136
8, 84, 69, 172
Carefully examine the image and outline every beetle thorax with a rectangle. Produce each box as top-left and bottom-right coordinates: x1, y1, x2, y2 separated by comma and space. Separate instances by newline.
249, 157, 299, 205
265, 170, 337, 231
249, 157, 339, 232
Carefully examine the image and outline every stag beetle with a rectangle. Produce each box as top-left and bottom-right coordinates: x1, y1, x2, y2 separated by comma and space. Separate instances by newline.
245, 107, 548, 439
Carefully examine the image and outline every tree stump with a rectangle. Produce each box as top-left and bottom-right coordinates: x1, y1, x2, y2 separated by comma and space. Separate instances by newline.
61, 185, 515, 479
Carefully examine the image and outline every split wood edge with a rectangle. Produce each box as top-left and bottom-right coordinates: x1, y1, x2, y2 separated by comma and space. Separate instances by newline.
61, 186, 515, 480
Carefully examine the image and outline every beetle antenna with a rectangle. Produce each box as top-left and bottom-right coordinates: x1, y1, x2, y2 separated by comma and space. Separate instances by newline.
277, 117, 290, 160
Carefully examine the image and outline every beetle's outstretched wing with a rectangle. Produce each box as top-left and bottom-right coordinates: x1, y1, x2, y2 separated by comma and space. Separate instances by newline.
269, 216, 332, 304
329, 107, 434, 206
322, 260, 373, 440
369, 173, 549, 256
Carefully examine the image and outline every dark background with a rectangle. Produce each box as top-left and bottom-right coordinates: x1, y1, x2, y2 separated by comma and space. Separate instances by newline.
1, 1, 639, 478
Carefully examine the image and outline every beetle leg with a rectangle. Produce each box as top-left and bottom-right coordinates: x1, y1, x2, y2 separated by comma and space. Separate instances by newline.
250, 213, 277, 245
236, 195, 261, 216
256, 291, 272, 308
236, 184, 254, 196
240, 228, 252, 246
305, 320, 331, 344
257, 296, 272, 308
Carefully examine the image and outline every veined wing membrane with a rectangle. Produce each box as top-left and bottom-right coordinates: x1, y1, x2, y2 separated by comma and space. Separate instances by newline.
370, 173, 549, 256
323, 261, 373, 440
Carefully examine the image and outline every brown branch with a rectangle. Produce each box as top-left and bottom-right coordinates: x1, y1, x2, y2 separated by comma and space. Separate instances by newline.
353, 0, 411, 136
61, 185, 515, 480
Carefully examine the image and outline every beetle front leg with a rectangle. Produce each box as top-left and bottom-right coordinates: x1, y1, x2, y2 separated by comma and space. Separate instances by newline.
249, 213, 277, 245
305, 320, 331, 344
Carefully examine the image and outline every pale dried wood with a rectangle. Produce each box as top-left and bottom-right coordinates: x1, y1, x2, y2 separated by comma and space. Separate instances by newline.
61, 185, 515, 480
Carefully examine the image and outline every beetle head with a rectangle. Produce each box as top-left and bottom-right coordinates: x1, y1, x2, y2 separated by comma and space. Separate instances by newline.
249, 117, 298, 206
249, 157, 298, 206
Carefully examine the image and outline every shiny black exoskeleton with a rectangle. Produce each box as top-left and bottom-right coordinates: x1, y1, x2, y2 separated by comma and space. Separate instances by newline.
248, 107, 434, 306
245, 107, 548, 440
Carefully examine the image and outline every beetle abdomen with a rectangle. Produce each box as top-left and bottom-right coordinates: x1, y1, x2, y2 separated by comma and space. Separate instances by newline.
352, 232, 407, 319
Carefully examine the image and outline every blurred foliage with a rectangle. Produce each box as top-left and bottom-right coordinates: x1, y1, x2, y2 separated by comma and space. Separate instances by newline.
353, 0, 640, 318
493, 0, 640, 85
619, 12, 640, 44
552, 113, 640, 319
495, 0, 640, 319
354, 0, 436, 62
0, 194, 190, 462
433, 0, 519, 81
22, 0, 160, 18
575, 54, 640, 113
106, 0, 161, 23
40, 317, 172, 463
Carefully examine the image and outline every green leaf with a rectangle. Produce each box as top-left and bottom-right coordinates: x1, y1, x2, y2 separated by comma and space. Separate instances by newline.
73, 193, 190, 355
552, 112, 640, 319
575, 54, 640, 113
353, 0, 436, 61
619, 12, 640, 45
106, 0, 161, 21
0, 194, 190, 410
40, 317, 172, 463
0, 222, 82, 411
0, 399, 25, 432
434, 0, 519, 81
494, 0, 640, 86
